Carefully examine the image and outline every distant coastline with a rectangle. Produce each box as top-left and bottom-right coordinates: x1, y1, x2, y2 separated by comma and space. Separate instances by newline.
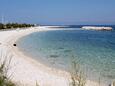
82, 26, 113, 30
40, 25, 115, 30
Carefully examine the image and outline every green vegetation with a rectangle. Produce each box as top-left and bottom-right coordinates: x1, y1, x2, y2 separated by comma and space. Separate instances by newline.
0, 23, 35, 30
70, 60, 86, 86
70, 56, 86, 86
0, 52, 86, 86
0, 23, 4, 29
36, 81, 40, 86
0, 54, 16, 86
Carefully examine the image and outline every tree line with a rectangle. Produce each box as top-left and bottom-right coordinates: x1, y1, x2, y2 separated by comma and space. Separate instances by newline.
0, 23, 35, 29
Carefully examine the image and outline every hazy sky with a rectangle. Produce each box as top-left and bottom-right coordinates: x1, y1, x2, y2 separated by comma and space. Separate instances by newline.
0, 0, 115, 25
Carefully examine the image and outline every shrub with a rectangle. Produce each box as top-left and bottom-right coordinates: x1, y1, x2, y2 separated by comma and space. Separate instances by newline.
0, 53, 16, 86
70, 56, 86, 86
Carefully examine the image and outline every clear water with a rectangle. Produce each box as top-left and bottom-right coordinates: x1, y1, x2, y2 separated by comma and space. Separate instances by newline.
17, 28, 115, 84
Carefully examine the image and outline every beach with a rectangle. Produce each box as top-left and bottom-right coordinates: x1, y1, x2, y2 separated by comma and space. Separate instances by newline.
0, 26, 106, 86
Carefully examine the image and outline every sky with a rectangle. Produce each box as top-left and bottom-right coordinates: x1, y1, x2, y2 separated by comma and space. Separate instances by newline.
0, 0, 115, 25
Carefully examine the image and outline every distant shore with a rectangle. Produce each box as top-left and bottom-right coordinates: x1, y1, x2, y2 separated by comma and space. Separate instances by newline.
82, 26, 113, 30
0, 26, 108, 86
0, 23, 35, 30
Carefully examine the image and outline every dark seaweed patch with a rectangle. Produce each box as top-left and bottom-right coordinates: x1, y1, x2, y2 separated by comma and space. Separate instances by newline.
50, 55, 59, 58
103, 74, 115, 79
58, 47, 64, 49
64, 50, 72, 53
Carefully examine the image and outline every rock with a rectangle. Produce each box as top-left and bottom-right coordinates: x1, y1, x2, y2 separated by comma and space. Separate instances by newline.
13, 44, 17, 46
109, 84, 111, 86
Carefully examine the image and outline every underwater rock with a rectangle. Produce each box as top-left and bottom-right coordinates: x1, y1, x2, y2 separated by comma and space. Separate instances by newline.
64, 50, 72, 52
50, 55, 59, 58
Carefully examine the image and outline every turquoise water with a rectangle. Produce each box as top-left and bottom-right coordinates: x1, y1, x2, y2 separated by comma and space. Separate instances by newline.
17, 28, 115, 84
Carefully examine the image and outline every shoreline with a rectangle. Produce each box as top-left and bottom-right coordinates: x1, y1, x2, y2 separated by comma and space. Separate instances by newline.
1, 27, 71, 86
0, 26, 106, 86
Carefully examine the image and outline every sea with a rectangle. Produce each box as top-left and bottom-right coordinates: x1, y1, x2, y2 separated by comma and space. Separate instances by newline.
17, 25, 115, 85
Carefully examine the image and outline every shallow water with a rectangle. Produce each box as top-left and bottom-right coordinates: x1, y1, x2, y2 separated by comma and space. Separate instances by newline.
17, 28, 115, 84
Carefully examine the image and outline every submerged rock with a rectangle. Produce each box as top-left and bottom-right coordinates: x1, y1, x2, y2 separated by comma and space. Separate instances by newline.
58, 47, 64, 50
64, 49, 72, 52
50, 55, 59, 58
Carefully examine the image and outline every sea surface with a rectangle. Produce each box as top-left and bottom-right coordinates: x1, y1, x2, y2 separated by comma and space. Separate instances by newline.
17, 26, 115, 85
